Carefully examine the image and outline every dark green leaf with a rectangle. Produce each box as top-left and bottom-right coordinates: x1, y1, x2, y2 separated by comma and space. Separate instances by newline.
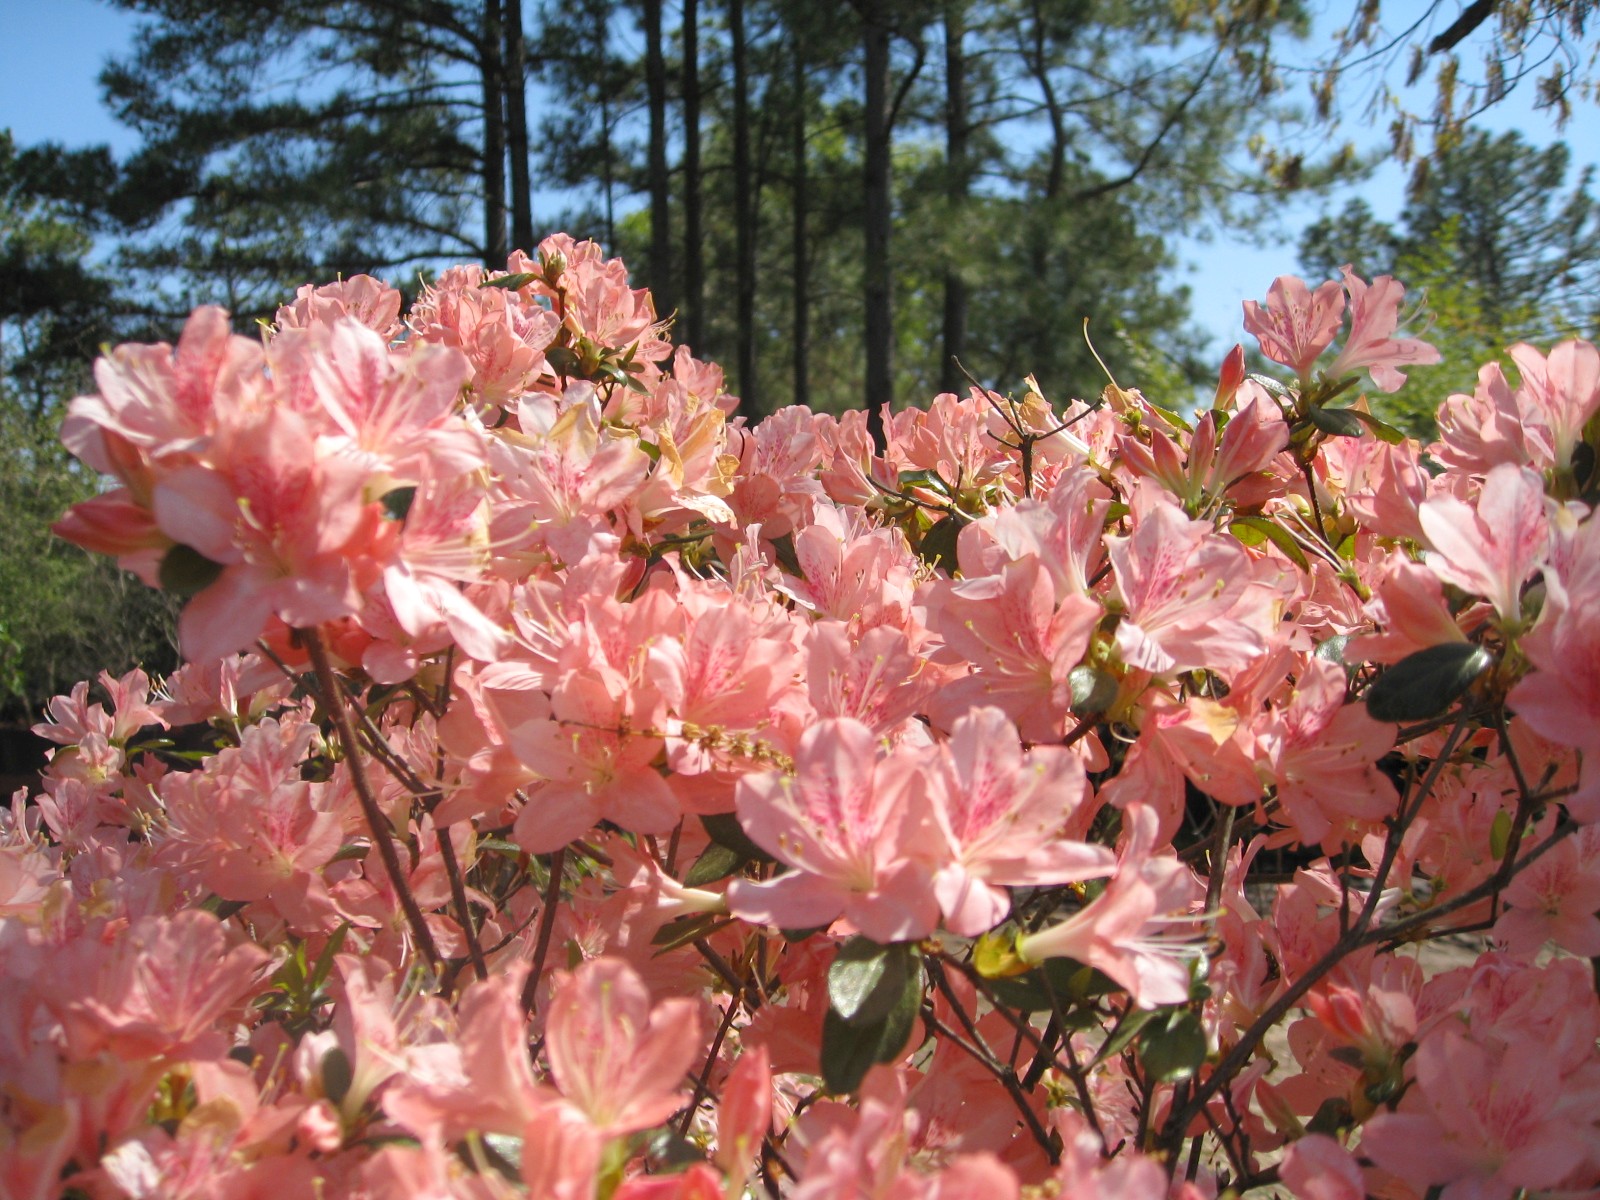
1314, 634, 1353, 666
769, 532, 804, 579
643, 1128, 707, 1171
920, 515, 964, 575
321, 1046, 353, 1106
159, 544, 224, 597
983, 958, 1111, 1012
1068, 665, 1118, 715
828, 937, 915, 1027
1093, 1006, 1157, 1066
479, 1133, 523, 1179
380, 485, 416, 521
1346, 408, 1407, 444
1365, 642, 1492, 722
683, 841, 745, 888
1306, 405, 1366, 438
699, 813, 772, 864
819, 954, 922, 1093
308, 924, 349, 993
650, 911, 728, 952
1140, 1008, 1206, 1082
1307, 1096, 1354, 1136
481, 272, 538, 290
1230, 515, 1310, 571
546, 345, 581, 375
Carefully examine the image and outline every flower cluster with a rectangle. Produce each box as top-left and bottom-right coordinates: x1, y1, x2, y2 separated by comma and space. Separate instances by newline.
7, 238, 1599, 1199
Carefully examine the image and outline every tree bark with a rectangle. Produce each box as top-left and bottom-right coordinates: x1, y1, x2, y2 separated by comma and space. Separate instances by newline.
504, 0, 534, 252
480, 0, 509, 264
940, 0, 967, 394
791, 32, 809, 410
644, 0, 674, 318
862, 0, 892, 450
731, 0, 758, 417
682, 0, 705, 351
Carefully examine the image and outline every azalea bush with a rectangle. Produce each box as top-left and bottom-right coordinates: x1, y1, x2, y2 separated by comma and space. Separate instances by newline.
5, 237, 1600, 1199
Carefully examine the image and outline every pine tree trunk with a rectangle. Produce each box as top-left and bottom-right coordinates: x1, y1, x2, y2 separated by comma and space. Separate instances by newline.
481, 0, 509, 265
682, 0, 705, 352
862, 0, 892, 450
941, 0, 968, 395
505, 0, 534, 252
791, 33, 809, 411
644, 0, 674, 319
731, 0, 758, 417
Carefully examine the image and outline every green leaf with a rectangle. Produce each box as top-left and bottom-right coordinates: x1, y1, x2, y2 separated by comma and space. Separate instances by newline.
1140, 1008, 1206, 1082
651, 912, 731, 953
1306, 405, 1366, 438
478, 1132, 523, 1179
308, 924, 349, 993
1307, 1096, 1354, 1137
380, 485, 416, 521
828, 937, 915, 1027
919, 515, 964, 576
1490, 808, 1513, 860
1230, 515, 1310, 571
321, 1046, 353, 1106
481, 272, 538, 290
819, 952, 922, 1093
1093, 1006, 1158, 1066
1365, 642, 1492, 722
158, 544, 224, 597
683, 841, 745, 888
981, 958, 1112, 1013
699, 813, 772, 864
769, 532, 804, 579
546, 345, 581, 375
1068, 665, 1118, 715
642, 1127, 707, 1171
1345, 408, 1407, 444
1314, 633, 1353, 666
897, 468, 948, 495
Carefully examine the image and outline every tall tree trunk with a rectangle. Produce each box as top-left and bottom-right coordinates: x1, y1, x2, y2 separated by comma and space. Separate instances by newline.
601, 90, 617, 249
644, 0, 674, 318
731, 0, 758, 417
791, 33, 809, 410
481, 0, 509, 264
504, 0, 534, 252
682, 0, 705, 351
940, 0, 968, 394
862, 0, 892, 450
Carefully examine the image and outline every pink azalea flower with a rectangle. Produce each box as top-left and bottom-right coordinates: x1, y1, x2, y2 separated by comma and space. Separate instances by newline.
1280, 1134, 1365, 1200
1418, 462, 1550, 628
1361, 1030, 1591, 1200
1015, 804, 1204, 1008
1242, 274, 1345, 378
927, 707, 1114, 936
1509, 506, 1600, 817
726, 718, 941, 943
1493, 827, 1600, 957
1323, 266, 1441, 392
1107, 488, 1274, 678
544, 957, 703, 1138
1507, 338, 1600, 472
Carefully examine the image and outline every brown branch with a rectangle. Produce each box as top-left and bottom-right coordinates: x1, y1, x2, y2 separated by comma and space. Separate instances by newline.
520, 847, 566, 1014
302, 627, 442, 973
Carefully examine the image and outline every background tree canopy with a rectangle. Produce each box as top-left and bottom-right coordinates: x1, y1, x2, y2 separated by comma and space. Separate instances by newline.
2, 0, 1599, 722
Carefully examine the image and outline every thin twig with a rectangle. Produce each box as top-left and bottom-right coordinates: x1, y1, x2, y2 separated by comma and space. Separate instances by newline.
437, 823, 489, 982
521, 848, 566, 1014
302, 627, 443, 973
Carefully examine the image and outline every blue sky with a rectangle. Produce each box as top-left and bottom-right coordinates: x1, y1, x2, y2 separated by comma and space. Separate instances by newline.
1, 0, 1588, 363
